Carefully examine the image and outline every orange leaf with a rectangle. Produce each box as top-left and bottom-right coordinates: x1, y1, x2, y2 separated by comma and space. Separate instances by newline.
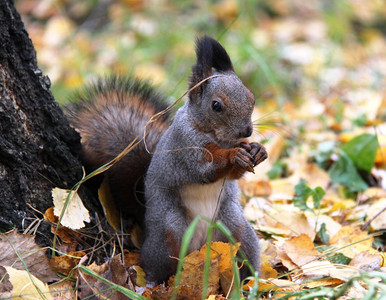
49, 251, 86, 275
283, 234, 319, 266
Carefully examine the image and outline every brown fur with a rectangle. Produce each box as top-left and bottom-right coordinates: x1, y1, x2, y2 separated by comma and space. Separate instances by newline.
66, 76, 169, 222
203, 141, 250, 180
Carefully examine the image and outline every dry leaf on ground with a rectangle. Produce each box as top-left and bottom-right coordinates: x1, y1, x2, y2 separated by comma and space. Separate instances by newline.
283, 234, 320, 266
0, 229, 59, 282
2, 266, 53, 300
52, 187, 90, 230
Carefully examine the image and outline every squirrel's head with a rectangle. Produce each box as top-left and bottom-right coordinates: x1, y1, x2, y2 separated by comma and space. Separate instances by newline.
188, 35, 255, 146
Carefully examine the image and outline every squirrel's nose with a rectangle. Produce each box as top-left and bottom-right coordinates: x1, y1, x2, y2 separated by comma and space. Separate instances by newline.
240, 125, 253, 138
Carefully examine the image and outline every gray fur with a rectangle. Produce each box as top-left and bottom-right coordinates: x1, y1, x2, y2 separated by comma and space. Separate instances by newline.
142, 37, 263, 283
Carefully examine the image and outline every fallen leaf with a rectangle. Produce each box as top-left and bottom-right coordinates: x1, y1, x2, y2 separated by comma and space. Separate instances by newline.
270, 210, 316, 240
0, 229, 59, 282
0, 266, 12, 298
365, 198, 386, 230
98, 176, 120, 231
200, 241, 239, 274
305, 213, 342, 238
329, 226, 374, 258
348, 251, 382, 271
123, 250, 141, 266
4, 266, 53, 300
301, 260, 336, 278
304, 277, 343, 288
128, 265, 146, 287
260, 262, 278, 279
79, 254, 129, 300
44, 207, 81, 254
52, 187, 90, 230
48, 279, 76, 300
239, 179, 272, 197
49, 251, 86, 275
293, 163, 330, 190
167, 242, 240, 298
258, 278, 301, 293
283, 234, 320, 266
362, 187, 386, 199
269, 178, 296, 200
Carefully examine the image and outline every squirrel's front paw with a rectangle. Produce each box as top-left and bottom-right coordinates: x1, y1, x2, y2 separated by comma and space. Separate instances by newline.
249, 142, 268, 166
240, 142, 268, 167
232, 147, 254, 172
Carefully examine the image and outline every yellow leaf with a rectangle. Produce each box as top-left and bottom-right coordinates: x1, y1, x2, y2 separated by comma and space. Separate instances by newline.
133, 265, 147, 287
260, 262, 278, 279
199, 241, 239, 274
305, 278, 343, 288
98, 176, 120, 231
4, 266, 53, 300
330, 226, 374, 258
375, 146, 386, 165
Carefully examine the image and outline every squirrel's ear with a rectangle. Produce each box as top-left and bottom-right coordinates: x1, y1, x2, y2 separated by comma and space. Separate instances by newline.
189, 36, 234, 99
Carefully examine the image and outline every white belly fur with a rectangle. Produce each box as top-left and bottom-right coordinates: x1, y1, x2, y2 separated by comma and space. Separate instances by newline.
180, 180, 225, 251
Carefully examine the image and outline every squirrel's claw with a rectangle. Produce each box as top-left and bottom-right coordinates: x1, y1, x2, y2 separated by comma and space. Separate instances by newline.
234, 148, 254, 172
250, 142, 268, 166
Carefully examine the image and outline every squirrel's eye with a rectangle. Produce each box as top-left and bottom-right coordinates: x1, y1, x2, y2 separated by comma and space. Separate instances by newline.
212, 101, 222, 112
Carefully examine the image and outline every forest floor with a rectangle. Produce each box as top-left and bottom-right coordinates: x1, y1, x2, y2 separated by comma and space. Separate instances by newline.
2, 0, 385, 299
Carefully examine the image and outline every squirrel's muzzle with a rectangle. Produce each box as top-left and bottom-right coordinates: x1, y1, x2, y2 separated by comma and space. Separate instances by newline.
239, 125, 253, 138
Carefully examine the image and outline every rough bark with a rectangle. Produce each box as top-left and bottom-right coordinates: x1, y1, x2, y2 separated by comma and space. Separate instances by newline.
0, 0, 99, 244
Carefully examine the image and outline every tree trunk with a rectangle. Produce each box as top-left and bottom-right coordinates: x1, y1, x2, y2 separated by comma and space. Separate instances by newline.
0, 0, 99, 245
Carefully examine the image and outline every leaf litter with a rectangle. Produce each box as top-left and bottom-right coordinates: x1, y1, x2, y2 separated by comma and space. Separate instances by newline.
3, 0, 386, 298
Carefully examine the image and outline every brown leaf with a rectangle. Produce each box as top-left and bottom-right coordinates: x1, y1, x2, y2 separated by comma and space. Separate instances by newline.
44, 207, 81, 244
123, 249, 141, 266
349, 251, 382, 271
0, 229, 59, 282
49, 279, 76, 300
128, 265, 146, 287
0, 266, 12, 297
80, 254, 130, 300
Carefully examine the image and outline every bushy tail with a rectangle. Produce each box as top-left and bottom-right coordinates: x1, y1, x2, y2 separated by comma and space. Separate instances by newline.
66, 76, 170, 221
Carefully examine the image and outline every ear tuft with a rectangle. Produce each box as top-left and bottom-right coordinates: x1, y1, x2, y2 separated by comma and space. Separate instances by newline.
189, 36, 234, 98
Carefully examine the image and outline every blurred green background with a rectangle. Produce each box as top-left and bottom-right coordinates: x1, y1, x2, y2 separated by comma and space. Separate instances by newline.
16, 0, 386, 114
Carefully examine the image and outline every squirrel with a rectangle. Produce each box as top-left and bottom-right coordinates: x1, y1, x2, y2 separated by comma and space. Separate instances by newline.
67, 35, 268, 284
